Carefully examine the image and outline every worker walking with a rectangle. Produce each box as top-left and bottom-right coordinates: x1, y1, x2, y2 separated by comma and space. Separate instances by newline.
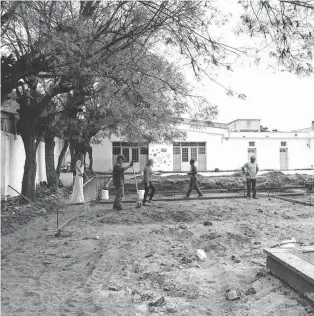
112, 155, 134, 211
242, 156, 259, 199
143, 159, 156, 206
184, 159, 203, 198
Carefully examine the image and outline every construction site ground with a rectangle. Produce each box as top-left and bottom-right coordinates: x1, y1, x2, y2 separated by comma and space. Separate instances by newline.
1, 171, 314, 316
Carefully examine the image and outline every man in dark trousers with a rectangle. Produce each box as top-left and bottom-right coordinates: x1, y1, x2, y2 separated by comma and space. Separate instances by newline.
112, 154, 133, 210
185, 159, 203, 198
242, 156, 259, 199
143, 159, 156, 206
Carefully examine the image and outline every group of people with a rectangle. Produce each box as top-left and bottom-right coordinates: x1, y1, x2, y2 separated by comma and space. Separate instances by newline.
71, 152, 259, 207
112, 154, 156, 211
111, 154, 259, 210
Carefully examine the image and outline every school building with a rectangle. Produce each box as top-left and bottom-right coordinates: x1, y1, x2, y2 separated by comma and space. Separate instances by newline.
91, 118, 314, 173
1, 108, 314, 197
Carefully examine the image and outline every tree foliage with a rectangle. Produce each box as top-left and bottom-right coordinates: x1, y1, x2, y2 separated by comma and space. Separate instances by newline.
238, 0, 314, 75
1, 1, 244, 198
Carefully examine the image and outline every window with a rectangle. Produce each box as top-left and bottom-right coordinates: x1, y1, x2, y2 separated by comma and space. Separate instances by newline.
122, 148, 129, 162
173, 142, 180, 146
113, 147, 121, 155
249, 142, 255, 146
191, 148, 197, 161
190, 142, 198, 146
248, 148, 256, 153
281, 142, 287, 146
181, 142, 190, 146
140, 147, 148, 155
198, 147, 206, 154
112, 142, 121, 146
280, 148, 287, 153
173, 147, 180, 155
198, 142, 206, 147
132, 148, 139, 162
182, 148, 188, 162
246, 121, 251, 129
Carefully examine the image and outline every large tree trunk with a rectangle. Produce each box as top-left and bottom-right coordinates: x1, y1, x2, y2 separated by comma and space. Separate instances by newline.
87, 145, 93, 172
70, 139, 76, 174
44, 133, 58, 187
56, 139, 69, 178
21, 127, 38, 202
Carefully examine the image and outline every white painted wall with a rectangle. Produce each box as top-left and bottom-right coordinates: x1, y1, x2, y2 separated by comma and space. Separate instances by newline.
84, 126, 314, 173
1, 134, 65, 197
228, 119, 260, 131
91, 137, 113, 172
218, 132, 312, 170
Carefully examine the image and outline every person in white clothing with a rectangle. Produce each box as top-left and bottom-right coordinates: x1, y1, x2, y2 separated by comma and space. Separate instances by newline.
242, 156, 259, 199
71, 152, 85, 204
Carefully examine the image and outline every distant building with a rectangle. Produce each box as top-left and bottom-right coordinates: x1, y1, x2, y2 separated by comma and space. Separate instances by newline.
227, 119, 261, 132
1, 112, 314, 197
91, 118, 314, 172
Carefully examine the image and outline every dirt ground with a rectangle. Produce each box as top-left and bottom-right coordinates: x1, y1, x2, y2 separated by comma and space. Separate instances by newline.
2, 192, 314, 315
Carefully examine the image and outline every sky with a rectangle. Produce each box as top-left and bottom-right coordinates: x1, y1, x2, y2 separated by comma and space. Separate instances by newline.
195, 64, 314, 131
182, 0, 314, 131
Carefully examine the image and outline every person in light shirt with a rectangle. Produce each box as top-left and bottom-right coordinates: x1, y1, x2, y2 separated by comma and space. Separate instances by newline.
143, 159, 156, 206
184, 159, 203, 198
242, 156, 259, 199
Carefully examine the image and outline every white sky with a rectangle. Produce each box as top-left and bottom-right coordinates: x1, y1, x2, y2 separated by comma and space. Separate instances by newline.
184, 0, 314, 131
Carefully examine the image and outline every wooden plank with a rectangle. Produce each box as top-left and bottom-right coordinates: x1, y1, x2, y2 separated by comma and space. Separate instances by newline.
272, 195, 313, 206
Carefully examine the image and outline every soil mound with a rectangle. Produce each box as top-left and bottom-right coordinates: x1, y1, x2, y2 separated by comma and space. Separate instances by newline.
261, 171, 286, 179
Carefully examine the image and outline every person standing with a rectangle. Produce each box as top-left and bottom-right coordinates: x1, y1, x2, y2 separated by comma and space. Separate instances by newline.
185, 159, 203, 198
242, 156, 259, 199
143, 159, 156, 206
71, 152, 85, 204
112, 154, 133, 211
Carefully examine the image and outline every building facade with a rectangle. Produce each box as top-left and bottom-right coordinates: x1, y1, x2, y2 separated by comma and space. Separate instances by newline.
1, 112, 313, 197
91, 119, 314, 172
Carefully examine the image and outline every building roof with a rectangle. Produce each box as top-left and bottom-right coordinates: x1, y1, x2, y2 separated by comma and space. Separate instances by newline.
182, 118, 228, 129
227, 118, 261, 125
291, 127, 312, 132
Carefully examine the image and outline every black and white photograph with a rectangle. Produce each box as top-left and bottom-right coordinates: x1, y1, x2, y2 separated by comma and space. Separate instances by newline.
1, 1, 314, 315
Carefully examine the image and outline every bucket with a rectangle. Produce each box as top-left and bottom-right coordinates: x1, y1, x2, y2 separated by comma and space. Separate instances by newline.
138, 190, 145, 200
101, 190, 109, 200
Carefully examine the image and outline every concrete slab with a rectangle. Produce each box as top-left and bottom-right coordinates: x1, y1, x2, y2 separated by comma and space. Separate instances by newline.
264, 248, 314, 304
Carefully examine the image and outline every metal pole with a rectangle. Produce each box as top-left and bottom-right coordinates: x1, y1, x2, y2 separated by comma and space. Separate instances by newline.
57, 209, 59, 229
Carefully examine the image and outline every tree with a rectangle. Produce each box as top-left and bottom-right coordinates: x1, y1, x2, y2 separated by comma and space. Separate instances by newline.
237, 0, 314, 75
2, 1, 243, 200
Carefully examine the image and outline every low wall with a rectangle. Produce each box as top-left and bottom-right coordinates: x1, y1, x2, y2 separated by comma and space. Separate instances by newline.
1, 132, 65, 197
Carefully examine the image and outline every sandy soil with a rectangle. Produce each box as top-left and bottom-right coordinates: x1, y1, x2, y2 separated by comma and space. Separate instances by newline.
2, 195, 314, 316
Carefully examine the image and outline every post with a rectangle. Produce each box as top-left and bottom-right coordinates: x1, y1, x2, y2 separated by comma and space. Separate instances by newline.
57, 209, 59, 229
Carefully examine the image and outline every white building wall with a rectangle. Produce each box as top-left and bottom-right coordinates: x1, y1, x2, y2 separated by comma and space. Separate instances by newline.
309, 130, 314, 168
81, 126, 314, 173
1, 135, 65, 197
7, 135, 25, 196
36, 141, 47, 184
91, 137, 113, 172
219, 133, 312, 170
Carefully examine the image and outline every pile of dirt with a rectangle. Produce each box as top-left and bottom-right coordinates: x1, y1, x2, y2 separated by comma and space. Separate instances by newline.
105, 172, 310, 193
1, 186, 71, 236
